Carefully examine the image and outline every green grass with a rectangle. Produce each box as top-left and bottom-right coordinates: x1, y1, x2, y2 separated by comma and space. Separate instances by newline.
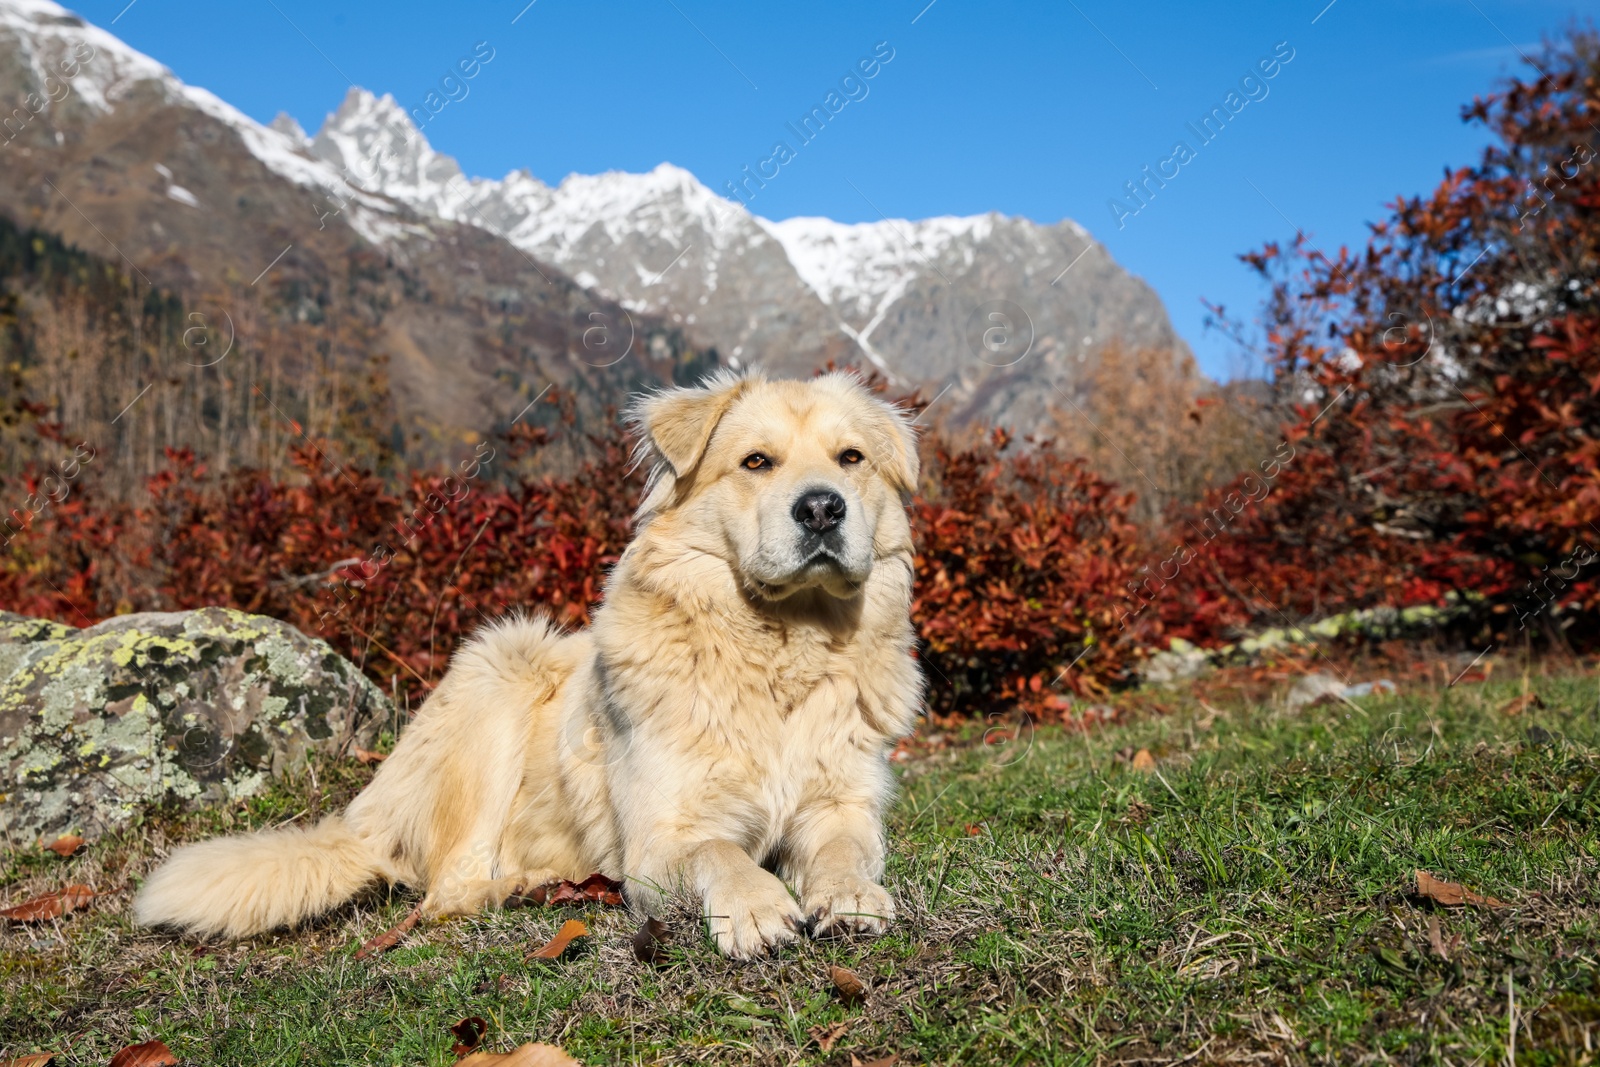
3, 670, 1599, 1065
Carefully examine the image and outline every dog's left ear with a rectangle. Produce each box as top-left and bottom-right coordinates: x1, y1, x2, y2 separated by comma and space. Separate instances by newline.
873, 399, 921, 498
633, 373, 750, 479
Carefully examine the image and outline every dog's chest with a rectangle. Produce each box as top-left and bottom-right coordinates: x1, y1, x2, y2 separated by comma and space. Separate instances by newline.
621, 621, 865, 795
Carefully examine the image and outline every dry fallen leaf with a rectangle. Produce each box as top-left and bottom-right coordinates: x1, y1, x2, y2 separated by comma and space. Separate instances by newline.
830, 964, 867, 1007
809, 1020, 850, 1051
528, 919, 589, 960
1130, 748, 1157, 772
1415, 869, 1507, 909
450, 1016, 487, 1056
456, 1045, 579, 1066
1499, 692, 1544, 716
41, 835, 84, 858
108, 1040, 178, 1067
632, 916, 669, 964
354, 903, 422, 960
850, 1056, 898, 1067
548, 874, 623, 907
352, 747, 388, 764
0, 884, 95, 923
0, 1053, 58, 1067
507, 873, 624, 908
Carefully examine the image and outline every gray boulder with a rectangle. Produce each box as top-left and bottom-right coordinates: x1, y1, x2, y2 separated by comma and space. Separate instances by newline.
0, 608, 391, 844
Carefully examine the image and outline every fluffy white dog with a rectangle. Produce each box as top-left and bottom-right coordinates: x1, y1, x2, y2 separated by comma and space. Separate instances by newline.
135, 372, 924, 958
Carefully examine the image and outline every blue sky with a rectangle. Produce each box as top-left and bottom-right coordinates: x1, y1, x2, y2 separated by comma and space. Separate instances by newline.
75, 0, 1584, 380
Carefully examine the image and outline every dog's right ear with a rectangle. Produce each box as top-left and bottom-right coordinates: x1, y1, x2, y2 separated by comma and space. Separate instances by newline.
631, 372, 751, 480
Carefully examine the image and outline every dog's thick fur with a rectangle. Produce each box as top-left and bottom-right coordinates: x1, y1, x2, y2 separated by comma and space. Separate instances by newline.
134, 372, 923, 957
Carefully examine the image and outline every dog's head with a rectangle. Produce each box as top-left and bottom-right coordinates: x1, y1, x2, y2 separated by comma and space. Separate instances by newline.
631, 371, 919, 600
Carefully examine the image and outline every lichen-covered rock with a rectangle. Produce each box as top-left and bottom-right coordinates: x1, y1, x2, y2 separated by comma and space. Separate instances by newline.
0, 608, 391, 844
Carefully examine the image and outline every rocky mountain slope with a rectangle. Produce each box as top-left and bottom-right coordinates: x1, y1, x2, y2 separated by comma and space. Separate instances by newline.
307, 86, 1193, 429
0, 0, 698, 467
0, 0, 1192, 449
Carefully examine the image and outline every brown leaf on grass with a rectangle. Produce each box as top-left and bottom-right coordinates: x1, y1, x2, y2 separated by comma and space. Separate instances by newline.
0, 1053, 59, 1066
0, 884, 94, 923
354, 903, 422, 960
548, 873, 623, 907
849, 1056, 898, 1067
455, 1046, 579, 1067
808, 1021, 850, 1052
352, 747, 388, 764
1499, 692, 1544, 716
506, 873, 623, 909
830, 964, 867, 1007
1130, 748, 1157, 772
108, 1041, 178, 1067
528, 919, 588, 960
632, 916, 669, 964
450, 1016, 487, 1056
41, 835, 84, 857
1415, 869, 1507, 909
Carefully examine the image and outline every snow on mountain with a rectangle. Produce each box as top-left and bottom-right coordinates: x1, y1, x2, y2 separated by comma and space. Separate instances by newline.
761, 214, 997, 321
309, 88, 472, 221
0, 1, 1190, 429
307, 90, 771, 298
298, 83, 1187, 411
494, 163, 739, 257
269, 111, 311, 144
305, 86, 1077, 337
302, 88, 1066, 378
0, 0, 164, 110
0, 0, 403, 242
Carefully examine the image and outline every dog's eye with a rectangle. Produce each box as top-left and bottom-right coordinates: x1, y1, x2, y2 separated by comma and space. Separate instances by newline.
741, 453, 772, 471
839, 448, 864, 466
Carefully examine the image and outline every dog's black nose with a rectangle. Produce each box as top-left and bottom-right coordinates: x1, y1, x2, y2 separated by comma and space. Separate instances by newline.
792, 490, 846, 533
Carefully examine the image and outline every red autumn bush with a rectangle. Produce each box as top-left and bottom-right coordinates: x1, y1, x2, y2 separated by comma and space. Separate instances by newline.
1, 412, 632, 692
1141, 28, 1600, 650
913, 428, 1145, 713
1, 413, 1151, 715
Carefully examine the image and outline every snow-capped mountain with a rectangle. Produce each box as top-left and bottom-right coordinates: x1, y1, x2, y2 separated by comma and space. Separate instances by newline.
297, 89, 846, 378
765, 213, 1007, 325
0, 0, 409, 244
0, 0, 700, 460
304, 88, 1191, 424
0, 0, 1192, 440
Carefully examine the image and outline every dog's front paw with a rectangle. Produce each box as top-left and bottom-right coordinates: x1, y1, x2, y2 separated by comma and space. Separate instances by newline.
802, 875, 894, 939
702, 871, 805, 959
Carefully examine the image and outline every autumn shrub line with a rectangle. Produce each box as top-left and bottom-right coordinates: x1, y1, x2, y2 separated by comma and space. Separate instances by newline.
5, 33, 1600, 719
0, 419, 1147, 715
0, 400, 1592, 723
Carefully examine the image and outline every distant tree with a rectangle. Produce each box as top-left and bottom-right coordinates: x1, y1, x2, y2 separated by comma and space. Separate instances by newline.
1049, 340, 1274, 526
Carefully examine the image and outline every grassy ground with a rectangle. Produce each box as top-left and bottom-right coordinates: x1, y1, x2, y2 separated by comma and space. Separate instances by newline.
3, 667, 1598, 1065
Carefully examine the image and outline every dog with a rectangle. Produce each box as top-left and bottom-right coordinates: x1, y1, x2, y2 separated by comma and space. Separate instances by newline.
134, 371, 924, 957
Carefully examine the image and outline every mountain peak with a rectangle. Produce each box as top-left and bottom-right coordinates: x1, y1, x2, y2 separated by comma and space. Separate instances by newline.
326, 86, 411, 135
269, 111, 310, 146
309, 87, 466, 210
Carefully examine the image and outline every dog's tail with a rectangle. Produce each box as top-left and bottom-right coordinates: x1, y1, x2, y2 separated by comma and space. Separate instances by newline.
134, 815, 383, 938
